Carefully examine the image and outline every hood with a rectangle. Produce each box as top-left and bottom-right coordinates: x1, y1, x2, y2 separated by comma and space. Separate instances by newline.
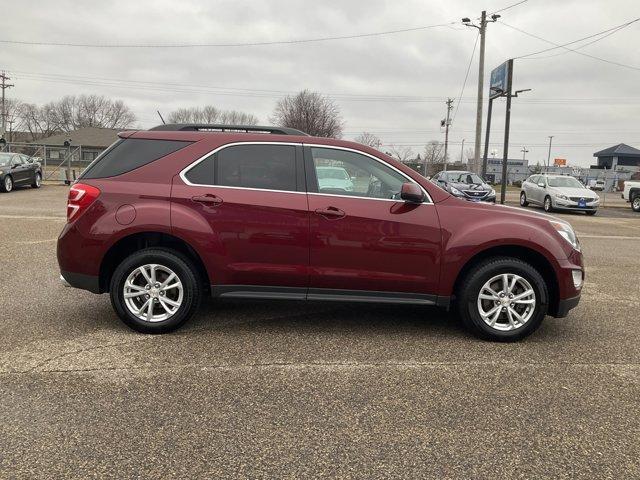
449, 181, 491, 191
548, 186, 598, 198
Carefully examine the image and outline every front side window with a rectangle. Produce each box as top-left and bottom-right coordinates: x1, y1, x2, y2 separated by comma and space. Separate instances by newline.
11, 156, 23, 167
310, 147, 407, 200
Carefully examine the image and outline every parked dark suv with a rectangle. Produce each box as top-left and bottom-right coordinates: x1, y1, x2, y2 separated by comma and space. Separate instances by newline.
58, 124, 584, 341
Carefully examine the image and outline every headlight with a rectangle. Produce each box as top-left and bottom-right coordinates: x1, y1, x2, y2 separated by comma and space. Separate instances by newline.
550, 220, 580, 251
489, 188, 496, 197
555, 193, 569, 200
450, 186, 463, 196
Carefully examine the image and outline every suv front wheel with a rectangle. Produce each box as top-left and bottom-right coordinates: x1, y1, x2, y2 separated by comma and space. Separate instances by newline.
456, 257, 548, 341
110, 248, 202, 333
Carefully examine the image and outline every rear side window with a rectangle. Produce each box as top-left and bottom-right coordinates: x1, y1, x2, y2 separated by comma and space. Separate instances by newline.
80, 138, 192, 179
184, 144, 297, 192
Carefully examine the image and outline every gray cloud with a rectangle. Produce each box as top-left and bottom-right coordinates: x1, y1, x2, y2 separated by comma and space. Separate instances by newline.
2, 0, 639, 166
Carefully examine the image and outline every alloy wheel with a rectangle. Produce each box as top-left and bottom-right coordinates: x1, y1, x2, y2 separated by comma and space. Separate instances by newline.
520, 193, 526, 206
476, 273, 536, 331
633, 197, 640, 211
4, 176, 12, 192
35, 174, 41, 187
123, 264, 184, 322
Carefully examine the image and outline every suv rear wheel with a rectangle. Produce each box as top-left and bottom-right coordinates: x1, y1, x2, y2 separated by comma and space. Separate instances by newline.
632, 193, 640, 212
109, 248, 202, 333
456, 257, 548, 341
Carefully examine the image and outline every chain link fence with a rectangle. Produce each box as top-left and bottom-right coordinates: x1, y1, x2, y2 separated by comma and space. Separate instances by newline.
0, 142, 101, 184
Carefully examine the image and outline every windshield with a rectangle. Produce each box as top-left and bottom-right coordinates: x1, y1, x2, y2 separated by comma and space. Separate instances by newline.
547, 176, 583, 188
0, 153, 12, 167
449, 172, 484, 184
317, 167, 349, 180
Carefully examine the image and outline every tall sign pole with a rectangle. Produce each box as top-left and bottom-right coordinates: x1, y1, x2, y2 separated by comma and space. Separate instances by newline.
442, 98, 453, 171
481, 98, 493, 178
499, 59, 514, 205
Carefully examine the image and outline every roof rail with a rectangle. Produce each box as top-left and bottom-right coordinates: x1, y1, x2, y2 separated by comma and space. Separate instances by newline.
149, 124, 309, 136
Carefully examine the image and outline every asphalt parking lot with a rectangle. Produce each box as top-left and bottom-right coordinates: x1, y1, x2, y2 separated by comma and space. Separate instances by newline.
1, 185, 638, 479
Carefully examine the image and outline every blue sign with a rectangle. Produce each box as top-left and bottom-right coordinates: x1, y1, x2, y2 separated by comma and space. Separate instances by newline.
490, 61, 510, 98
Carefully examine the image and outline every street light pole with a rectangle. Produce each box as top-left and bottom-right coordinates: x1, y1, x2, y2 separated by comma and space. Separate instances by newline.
546, 136, 554, 172
521, 146, 529, 161
462, 12, 500, 174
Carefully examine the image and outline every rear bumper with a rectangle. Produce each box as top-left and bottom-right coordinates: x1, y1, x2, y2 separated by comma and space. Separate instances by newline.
553, 294, 581, 318
60, 270, 101, 294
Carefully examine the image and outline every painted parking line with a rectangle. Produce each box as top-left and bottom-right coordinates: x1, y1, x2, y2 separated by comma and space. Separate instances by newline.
0, 214, 65, 220
578, 234, 640, 240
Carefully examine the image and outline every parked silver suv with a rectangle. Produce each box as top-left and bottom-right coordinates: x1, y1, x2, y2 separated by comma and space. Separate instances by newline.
520, 174, 599, 215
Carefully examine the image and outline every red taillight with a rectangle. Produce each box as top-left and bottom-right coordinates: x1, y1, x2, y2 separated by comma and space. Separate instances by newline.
67, 183, 101, 221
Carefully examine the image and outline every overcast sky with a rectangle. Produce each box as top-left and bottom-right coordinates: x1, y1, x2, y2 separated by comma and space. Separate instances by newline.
3, 0, 639, 167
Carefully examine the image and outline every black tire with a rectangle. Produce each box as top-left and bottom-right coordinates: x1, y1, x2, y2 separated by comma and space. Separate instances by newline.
456, 257, 549, 342
0, 175, 13, 193
31, 172, 42, 188
519, 191, 529, 207
585, 210, 597, 216
543, 195, 553, 212
109, 248, 202, 333
632, 194, 640, 213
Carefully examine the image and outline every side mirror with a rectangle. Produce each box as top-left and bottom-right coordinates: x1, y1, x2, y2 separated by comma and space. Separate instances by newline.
538, 182, 545, 188
400, 182, 424, 203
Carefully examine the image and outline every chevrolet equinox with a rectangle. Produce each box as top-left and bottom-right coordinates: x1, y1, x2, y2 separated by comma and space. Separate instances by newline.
57, 124, 584, 341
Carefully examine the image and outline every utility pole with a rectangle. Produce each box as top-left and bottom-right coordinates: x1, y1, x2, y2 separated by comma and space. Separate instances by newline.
463, 12, 500, 174
546, 136, 554, 172
442, 98, 453, 172
0, 71, 15, 139
460, 138, 465, 164
521, 146, 529, 161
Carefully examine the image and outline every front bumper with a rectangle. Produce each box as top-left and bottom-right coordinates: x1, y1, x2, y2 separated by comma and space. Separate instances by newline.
554, 294, 581, 318
552, 197, 599, 211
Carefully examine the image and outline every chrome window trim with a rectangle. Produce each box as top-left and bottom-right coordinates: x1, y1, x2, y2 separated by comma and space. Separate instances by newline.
179, 141, 432, 203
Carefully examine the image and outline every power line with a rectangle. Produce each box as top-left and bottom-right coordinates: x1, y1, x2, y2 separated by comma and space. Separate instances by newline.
0, 21, 458, 48
502, 18, 640, 71
490, 0, 529, 15
451, 32, 479, 125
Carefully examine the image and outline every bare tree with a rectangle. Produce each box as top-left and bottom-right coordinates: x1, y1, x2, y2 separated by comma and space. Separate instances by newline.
423, 141, 445, 165
18, 102, 58, 140
386, 144, 414, 163
167, 105, 258, 125
44, 95, 136, 132
271, 90, 343, 137
218, 110, 259, 125
354, 132, 381, 148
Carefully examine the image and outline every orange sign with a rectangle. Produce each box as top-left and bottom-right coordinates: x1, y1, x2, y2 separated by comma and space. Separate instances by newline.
554, 158, 567, 166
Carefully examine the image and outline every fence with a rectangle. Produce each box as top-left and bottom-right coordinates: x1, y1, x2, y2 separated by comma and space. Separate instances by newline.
0, 142, 102, 183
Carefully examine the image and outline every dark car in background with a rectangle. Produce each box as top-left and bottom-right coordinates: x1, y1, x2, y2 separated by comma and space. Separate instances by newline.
431, 170, 496, 202
0, 152, 43, 192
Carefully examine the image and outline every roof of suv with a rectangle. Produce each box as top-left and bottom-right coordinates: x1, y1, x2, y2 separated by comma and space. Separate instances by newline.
148, 123, 309, 136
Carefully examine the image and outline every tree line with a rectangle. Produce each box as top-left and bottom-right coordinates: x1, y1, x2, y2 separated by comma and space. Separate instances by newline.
5, 90, 452, 172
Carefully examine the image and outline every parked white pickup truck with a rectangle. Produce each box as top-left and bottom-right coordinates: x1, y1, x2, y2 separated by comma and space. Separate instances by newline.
622, 180, 640, 212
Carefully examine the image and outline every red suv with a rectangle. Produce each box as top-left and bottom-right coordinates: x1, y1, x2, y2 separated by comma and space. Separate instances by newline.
57, 124, 584, 341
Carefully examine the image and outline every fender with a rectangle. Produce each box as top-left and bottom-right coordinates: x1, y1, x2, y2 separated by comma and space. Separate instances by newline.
435, 199, 568, 297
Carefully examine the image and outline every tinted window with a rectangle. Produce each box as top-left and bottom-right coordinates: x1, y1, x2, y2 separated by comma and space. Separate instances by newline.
215, 144, 296, 191
311, 147, 407, 199
81, 138, 192, 179
11, 156, 23, 166
184, 156, 214, 185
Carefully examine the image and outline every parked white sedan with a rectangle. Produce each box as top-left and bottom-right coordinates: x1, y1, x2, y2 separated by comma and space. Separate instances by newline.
520, 174, 599, 215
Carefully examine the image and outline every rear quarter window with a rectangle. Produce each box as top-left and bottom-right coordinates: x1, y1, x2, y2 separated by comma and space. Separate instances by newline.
80, 138, 192, 179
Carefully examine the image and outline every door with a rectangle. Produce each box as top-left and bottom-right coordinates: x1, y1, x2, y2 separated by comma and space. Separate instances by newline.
172, 143, 310, 292
305, 145, 442, 297
10, 155, 30, 184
